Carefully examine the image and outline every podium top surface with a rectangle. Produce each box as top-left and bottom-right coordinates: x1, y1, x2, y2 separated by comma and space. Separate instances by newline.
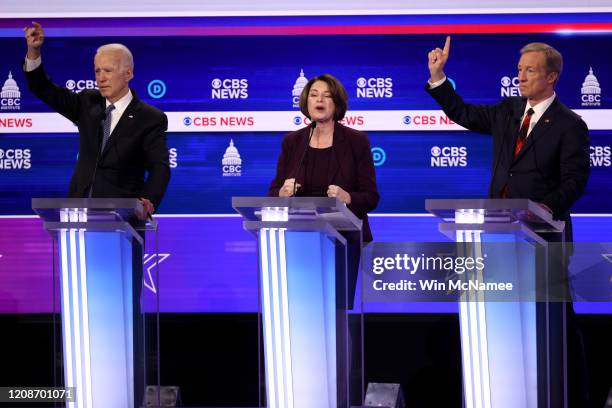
232, 196, 362, 232
32, 198, 143, 224
425, 198, 564, 232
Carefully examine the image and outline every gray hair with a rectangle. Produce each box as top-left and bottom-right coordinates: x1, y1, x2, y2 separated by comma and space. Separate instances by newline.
520, 42, 563, 80
96, 43, 134, 71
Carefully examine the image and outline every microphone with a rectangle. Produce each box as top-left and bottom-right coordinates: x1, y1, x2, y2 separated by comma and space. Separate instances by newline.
292, 121, 317, 197
87, 106, 108, 198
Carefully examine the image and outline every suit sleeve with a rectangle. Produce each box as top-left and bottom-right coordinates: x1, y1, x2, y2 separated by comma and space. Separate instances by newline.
268, 135, 294, 197
541, 117, 590, 217
347, 134, 379, 218
24, 62, 82, 124
141, 113, 171, 209
426, 79, 501, 134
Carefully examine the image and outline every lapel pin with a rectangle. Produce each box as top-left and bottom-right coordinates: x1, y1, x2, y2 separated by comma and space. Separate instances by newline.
128, 115, 134, 119
544, 119, 550, 123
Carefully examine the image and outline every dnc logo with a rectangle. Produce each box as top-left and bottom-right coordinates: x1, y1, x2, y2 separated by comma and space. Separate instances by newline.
371, 147, 386, 167
147, 80, 167, 99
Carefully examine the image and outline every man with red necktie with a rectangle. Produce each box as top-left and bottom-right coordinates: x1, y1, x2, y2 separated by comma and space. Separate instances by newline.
426, 37, 589, 228
426, 37, 591, 406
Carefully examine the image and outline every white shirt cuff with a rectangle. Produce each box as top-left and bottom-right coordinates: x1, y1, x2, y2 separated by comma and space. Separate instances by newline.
428, 76, 447, 89
24, 56, 42, 72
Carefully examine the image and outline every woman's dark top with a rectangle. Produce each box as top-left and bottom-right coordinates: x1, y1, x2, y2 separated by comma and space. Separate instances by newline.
299, 146, 333, 197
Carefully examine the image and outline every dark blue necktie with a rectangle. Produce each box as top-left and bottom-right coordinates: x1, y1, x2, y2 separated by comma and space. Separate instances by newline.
100, 104, 115, 152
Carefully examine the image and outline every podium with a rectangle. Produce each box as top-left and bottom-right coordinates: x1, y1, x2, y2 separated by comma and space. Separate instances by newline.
233, 197, 363, 408
32, 198, 155, 408
426, 198, 567, 408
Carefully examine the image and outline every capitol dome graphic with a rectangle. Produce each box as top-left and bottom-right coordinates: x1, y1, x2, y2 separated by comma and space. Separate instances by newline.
1, 71, 21, 99
292, 69, 308, 97
581, 67, 601, 95
222, 139, 242, 176
222, 139, 241, 165
292, 69, 308, 107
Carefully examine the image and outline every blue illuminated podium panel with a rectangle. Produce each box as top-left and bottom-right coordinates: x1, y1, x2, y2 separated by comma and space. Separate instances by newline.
234, 196, 362, 408
32, 198, 155, 408
427, 199, 567, 408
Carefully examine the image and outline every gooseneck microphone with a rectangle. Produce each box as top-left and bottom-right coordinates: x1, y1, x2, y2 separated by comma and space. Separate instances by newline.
292, 121, 317, 197
87, 107, 108, 198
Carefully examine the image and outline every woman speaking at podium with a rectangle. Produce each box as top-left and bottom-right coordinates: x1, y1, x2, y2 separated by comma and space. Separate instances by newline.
268, 73, 379, 243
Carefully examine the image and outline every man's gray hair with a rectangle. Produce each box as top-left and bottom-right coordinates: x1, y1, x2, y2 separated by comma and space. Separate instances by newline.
520, 42, 563, 79
96, 43, 134, 70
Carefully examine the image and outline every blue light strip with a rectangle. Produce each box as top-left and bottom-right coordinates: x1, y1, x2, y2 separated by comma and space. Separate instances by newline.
268, 229, 288, 407
278, 229, 295, 408
259, 229, 338, 407
259, 229, 278, 408
68, 228, 84, 407
260, 227, 294, 408
456, 226, 492, 408
56, 224, 138, 408
59, 229, 75, 408
78, 230, 94, 408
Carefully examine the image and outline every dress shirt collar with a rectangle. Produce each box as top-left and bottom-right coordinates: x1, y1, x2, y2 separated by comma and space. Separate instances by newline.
105, 89, 133, 116
524, 92, 555, 123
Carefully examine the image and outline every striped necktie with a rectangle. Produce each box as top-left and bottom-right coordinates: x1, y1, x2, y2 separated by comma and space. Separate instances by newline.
513, 108, 535, 157
100, 104, 116, 152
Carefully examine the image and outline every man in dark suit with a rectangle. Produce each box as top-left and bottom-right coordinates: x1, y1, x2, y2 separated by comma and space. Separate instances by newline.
426, 37, 589, 231
23, 22, 170, 407
426, 37, 591, 406
23, 22, 170, 217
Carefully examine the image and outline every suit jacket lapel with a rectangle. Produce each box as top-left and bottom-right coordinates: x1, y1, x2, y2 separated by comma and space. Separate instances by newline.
328, 122, 348, 186
101, 92, 140, 157
89, 97, 106, 147
292, 128, 310, 182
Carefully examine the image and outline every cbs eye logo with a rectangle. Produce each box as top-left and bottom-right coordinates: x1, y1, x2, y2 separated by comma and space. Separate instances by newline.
211, 78, 223, 89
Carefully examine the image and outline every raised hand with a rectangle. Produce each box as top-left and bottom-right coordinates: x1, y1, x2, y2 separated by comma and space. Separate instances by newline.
24, 21, 44, 59
428, 36, 451, 83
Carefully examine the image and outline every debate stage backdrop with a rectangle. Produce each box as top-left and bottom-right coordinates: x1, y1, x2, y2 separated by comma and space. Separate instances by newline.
1, 13, 611, 314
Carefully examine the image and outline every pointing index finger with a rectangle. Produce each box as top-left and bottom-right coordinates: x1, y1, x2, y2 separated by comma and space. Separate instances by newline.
443, 35, 451, 56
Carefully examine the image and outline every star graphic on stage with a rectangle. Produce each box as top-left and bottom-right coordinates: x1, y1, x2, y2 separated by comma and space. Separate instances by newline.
143, 253, 170, 294
603, 254, 612, 283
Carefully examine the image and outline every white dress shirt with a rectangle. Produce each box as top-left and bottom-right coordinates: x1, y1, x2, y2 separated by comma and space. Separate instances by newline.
520, 93, 556, 138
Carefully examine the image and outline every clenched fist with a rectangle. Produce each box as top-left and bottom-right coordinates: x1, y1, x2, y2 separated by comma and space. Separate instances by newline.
24, 21, 44, 60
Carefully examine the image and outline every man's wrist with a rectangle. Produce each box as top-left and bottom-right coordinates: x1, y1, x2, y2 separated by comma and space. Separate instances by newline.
26, 49, 41, 60
427, 75, 447, 89
24, 54, 42, 72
